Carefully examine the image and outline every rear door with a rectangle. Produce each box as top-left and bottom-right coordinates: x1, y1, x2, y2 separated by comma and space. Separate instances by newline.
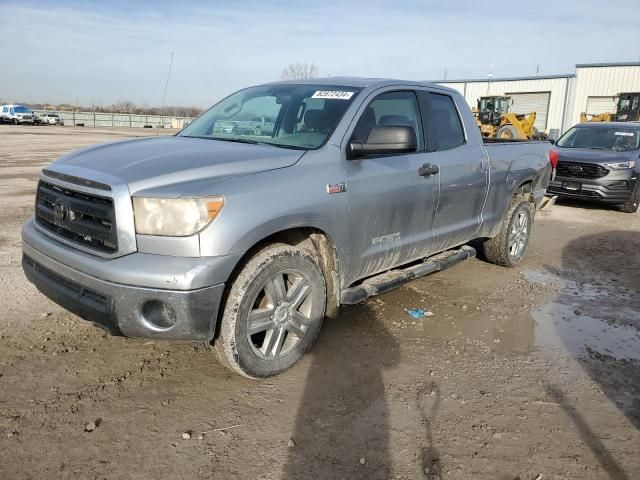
343, 89, 440, 284
426, 92, 488, 252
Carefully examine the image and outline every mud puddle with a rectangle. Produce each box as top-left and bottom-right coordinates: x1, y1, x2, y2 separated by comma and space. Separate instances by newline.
413, 268, 640, 362
525, 269, 640, 362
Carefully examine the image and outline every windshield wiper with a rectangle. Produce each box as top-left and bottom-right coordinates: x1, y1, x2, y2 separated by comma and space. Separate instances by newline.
181, 135, 260, 145
268, 143, 308, 151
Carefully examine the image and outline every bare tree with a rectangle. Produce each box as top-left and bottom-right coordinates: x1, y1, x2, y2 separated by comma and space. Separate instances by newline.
115, 99, 136, 114
280, 62, 319, 80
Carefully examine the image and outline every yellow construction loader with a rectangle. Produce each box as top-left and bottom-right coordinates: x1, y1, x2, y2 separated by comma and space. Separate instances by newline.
475, 96, 547, 140
580, 92, 640, 123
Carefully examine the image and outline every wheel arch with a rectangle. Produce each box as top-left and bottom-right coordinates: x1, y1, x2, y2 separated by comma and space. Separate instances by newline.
214, 226, 342, 340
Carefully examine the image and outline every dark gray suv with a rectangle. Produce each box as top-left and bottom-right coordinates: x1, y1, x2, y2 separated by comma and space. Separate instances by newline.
548, 122, 640, 213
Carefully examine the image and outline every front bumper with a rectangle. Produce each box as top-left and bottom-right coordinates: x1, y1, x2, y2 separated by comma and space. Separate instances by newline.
547, 171, 638, 203
21, 218, 240, 341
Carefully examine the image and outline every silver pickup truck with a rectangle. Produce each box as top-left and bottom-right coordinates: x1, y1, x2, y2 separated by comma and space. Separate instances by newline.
22, 78, 554, 377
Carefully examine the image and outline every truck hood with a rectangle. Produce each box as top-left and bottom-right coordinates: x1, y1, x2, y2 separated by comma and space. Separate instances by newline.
50, 136, 305, 196
556, 147, 637, 165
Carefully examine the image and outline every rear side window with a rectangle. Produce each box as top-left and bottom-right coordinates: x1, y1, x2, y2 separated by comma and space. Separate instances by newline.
430, 93, 465, 150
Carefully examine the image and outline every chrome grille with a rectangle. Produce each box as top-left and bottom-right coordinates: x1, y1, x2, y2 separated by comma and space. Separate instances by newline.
35, 180, 118, 253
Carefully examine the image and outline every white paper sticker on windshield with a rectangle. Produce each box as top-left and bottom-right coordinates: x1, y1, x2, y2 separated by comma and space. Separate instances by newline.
614, 131, 634, 136
311, 90, 354, 100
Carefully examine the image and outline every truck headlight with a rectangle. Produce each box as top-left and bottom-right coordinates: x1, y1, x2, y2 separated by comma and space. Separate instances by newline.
604, 161, 636, 170
132, 196, 224, 236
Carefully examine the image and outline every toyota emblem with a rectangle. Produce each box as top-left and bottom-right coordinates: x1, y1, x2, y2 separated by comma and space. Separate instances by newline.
53, 200, 69, 223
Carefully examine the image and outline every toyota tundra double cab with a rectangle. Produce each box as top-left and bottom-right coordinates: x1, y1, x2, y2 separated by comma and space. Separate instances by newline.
22, 78, 554, 377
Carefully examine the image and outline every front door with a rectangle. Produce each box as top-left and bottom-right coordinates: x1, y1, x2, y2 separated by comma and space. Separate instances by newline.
343, 90, 440, 285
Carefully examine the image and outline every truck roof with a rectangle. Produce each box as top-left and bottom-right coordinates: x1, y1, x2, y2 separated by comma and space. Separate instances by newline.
264, 76, 457, 93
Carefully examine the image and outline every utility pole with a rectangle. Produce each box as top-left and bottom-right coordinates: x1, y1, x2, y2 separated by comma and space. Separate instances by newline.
158, 51, 174, 133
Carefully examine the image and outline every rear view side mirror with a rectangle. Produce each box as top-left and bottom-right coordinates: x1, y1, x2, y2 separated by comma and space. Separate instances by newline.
548, 139, 555, 145
349, 125, 417, 159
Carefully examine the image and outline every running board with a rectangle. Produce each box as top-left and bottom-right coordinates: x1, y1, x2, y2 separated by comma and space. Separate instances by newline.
340, 245, 476, 305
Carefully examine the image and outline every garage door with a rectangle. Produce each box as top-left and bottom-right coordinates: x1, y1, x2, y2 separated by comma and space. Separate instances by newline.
585, 96, 616, 115
506, 92, 550, 131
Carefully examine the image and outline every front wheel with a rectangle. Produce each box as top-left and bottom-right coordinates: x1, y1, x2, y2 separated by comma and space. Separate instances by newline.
482, 196, 533, 267
496, 124, 521, 140
622, 185, 639, 213
215, 243, 326, 378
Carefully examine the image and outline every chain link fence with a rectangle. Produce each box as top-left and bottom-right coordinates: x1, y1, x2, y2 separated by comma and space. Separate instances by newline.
33, 110, 193, 129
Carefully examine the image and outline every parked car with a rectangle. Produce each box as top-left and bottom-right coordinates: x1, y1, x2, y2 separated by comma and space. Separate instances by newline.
547, 122, 640, 213
38, 112, 65, 125
21, 78, 554, 378
0, 104, 35, 124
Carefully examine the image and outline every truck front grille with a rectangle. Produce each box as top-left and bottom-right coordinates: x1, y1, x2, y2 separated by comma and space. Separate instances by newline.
35, 180, 118, 253
556, 161, 609, 179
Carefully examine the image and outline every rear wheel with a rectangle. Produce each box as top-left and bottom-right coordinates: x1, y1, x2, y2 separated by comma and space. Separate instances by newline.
496, 124, 522, 140
215, 243, 326, 378
11, 119, 18, 125
622, 185, 639, 213
482, 195, 533, 266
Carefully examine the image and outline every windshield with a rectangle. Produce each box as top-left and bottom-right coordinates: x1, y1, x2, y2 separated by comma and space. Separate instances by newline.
479, 97, 509, 114
178, 84, 360, 149
14, 106, 32, 114
556, 126, 640, 152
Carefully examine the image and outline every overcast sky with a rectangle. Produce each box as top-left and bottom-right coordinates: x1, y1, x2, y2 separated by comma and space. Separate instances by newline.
1, 0, 639, 107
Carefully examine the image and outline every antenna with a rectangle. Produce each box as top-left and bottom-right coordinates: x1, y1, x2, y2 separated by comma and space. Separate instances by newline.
443, 68, 447, 80
487, 64, 493, 95
536, 64, 540, 76
158, 51, 174, 134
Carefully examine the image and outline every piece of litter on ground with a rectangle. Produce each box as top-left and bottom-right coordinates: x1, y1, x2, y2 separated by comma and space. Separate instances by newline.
199, 424, 242, 435
182, 431, 192, 440
359, 457, 366, 465
405, 308, 434, 319
85, 418, 101, 432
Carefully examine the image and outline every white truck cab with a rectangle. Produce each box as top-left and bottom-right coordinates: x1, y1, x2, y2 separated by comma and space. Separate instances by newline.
0, 104, 36, 125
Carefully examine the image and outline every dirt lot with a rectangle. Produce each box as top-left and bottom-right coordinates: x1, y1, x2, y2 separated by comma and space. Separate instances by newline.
0, 125, 639, 480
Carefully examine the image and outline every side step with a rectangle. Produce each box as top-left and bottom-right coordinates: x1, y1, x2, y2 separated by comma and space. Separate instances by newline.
340, 245, 476, 305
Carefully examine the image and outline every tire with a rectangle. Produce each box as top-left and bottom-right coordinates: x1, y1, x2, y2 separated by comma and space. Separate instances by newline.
496, 124, 521, 140
12, 119, 18, 125
482, 195, 534, 267
622, 185, 639, 213
531, 127, 548, 140
215, 243, 326, 378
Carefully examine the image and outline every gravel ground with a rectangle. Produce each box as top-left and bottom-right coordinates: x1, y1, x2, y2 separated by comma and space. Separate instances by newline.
0, 125, 639, 480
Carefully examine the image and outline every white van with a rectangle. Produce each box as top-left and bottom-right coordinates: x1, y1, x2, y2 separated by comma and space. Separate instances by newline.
0, 105, 35, 124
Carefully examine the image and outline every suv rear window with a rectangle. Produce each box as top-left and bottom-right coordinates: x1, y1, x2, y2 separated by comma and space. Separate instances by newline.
430, 94, 465, 150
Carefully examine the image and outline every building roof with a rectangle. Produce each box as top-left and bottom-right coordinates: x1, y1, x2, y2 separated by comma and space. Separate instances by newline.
435, 62, 640, 84
433, 73, 574, 84
576, 62, 640, 68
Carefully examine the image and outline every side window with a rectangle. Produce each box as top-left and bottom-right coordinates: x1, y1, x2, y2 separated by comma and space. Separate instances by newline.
351, 91, 422, 149
429, 93, 465, 150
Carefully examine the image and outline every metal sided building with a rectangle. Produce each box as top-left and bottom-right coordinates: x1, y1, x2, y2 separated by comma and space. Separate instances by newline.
435, 62, 640, 138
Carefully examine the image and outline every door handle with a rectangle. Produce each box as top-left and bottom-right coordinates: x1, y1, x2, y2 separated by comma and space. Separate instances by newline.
418, 163, 439, 176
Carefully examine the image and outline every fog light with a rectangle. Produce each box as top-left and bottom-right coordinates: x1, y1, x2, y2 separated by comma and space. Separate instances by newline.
141, 300, 177, 329
606, 181, 629, 190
